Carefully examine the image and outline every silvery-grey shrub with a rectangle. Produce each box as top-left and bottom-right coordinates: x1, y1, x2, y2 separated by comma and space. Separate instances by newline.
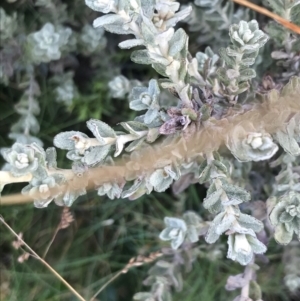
1, 0, 300, 299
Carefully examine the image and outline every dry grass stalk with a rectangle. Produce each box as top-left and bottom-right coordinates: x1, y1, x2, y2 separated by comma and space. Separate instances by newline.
12, 232, 24, 250
0, 215, 86, 301
59, 207, 75, 229
232, 0, 300, 35
42, 207, 74, 259
90, 251, 163, 301
121, 251, 163, 273
17, 252, 30, 263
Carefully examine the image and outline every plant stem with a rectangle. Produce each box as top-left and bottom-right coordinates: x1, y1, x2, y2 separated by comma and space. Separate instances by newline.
0, 193, 34, 205
0, 215, 87, 301
42, 224, 61, 259
240, 259, 254, 298
89, 270, 123, 301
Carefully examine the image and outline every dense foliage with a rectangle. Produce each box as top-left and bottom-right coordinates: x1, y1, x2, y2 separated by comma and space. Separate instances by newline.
1, 0, 300, 301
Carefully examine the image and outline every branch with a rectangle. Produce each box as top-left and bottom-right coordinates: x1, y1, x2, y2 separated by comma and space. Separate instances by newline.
0, 172, 32, 186
0, 193, 34, 205
232, 0, 300, 35
1, 79, 300, 205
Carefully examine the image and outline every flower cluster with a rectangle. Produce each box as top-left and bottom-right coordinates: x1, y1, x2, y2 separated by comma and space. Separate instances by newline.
79, 24, 107, 55
226, 128, 279, 162
27, 23, 73, 63
0, 8, 17, 41
108, 75, 134, 99
22, 176, 60, 208
1, 143, 41, 177
270, 192, 300, 245
218, 20, 269, 98
204, 182, 266, 265
54, 78, 77, 106
130, 79, 162, 125
229, 20, 268, 53
85, 0, 117, 13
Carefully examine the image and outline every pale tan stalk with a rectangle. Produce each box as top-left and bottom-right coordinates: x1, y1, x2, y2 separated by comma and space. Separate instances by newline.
232, 0, 300, 34
0, 216, 86, 301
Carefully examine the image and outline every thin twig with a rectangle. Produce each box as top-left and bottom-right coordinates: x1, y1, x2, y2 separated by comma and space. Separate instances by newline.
232, 0, 300, 35
42, 225, 60, 259
240, 259, 254, 298
90, 252, 163, 301
42, 207, 74, 259
89, 270, 123, 301
0, 215, 86, 301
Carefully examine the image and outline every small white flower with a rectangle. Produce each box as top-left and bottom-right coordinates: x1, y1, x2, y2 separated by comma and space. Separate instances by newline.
39, 184, 49, 194
154, 28, 174, 58
2, 143, 39, 176
226, 125, 278, 162
108, 75, 131, 99
80, 24, 106, 54
188, 58, 206, 85
129, 0, 139, 10
227, 231, 266, 265
85, 0, 116, 13
233, 234, 252, 255
284, 274, 300, 293
55, 79, 76, 106
169, 228, 180, 238
71, 135, 91, 154
15, 153, 30, 169
248, 134, 262, 149
39, 184, 51, 199
159, 217, 187, 249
